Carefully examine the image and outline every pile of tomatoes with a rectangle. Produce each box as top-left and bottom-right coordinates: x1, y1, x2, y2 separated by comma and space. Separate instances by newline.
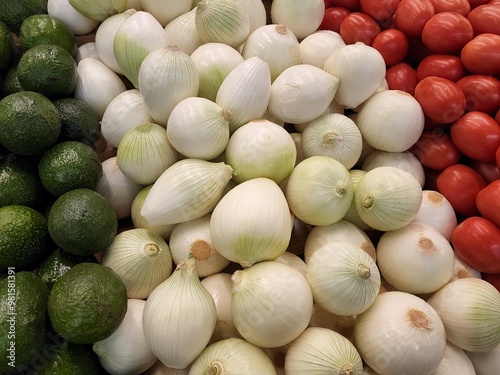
319, 0, 500, 289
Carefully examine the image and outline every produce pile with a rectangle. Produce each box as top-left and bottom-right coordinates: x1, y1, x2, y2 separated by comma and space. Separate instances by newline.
0, 0, 499, 374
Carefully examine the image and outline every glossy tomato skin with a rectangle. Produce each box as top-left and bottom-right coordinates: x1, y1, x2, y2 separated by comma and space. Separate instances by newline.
436, 164, 486, 217
456, 75, 500, 114
410, 129, 461, 170
467, 4, 500, 35
394, 0, 435, 38
428, 0, 471, 15
359, 0, 400, 22
461, 33, 500, 76
482, 272, 500, 293
451, 216, 500, 274
339, 12, 381, 45
450, 111, 500, 162
319, 7, 351, 33
416, 54, 466, 82
476, 180, 500, 227
421, 12, 474, 54
385, 62, 418, 95
371, 29, 409, 66
414, 76, 466, 124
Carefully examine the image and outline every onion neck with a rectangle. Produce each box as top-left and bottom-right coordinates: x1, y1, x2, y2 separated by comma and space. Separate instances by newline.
357, 264, 371, 279
323, 132, 341, 146
418, 237, 436, 254
339, 364, 355, 375
207, 361, 223, 375
408, 308, 431, 330
275, 24, 288, 35
143, 242, 160, 257
362, 195, 374, 209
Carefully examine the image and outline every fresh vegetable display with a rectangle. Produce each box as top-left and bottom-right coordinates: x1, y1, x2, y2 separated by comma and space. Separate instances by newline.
0, 0, 499, 374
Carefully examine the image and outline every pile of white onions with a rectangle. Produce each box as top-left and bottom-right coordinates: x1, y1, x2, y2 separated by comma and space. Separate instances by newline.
57, 1, 500, 374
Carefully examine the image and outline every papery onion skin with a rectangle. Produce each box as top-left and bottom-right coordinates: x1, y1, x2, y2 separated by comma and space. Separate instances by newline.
354, 291, 447, 375
427, 278, 500, 353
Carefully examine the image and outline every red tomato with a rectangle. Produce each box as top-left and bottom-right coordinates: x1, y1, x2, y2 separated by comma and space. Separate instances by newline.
428, 0, 471, 15
467, 4, 500, 35
476, 180, 500, 227
319, 7, 351, 33
469, 160, 500, 184
497, 146, 500, 169
450, 111, 500, 162
414, 76, 466, 124
371, 29, 409, 66
325, 0, 361, 11
359, 0, 400, 23
421, 12, 474, 54
436, 164, 486, 217
461, 33, 500, 76
451, 216, 500, 273
482, 272, 500, 292
339, 12, 381, 45
489, 0, 500, 4
410, 129, 461, 170
416, 55, 466, 82
394, 0, 435, 38
456, 75, 500, 114
497, 109, 500, 124
385, 62, 418, 95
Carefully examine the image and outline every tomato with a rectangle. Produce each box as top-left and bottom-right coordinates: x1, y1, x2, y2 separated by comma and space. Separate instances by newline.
476, 180, 500, 228
489, 0, 500, 4
451, 216, 500, 274
456, 75, 500, 114
467, 4, 500, 35
428, 0, 471, 15
339, 12, 381, 45
461, 33, 500, 76
319, 7, 351, 33
469, 0, 491, 7
359, 0, 400, 23
482, 272, 500, 292
410, 129, 461, 170
421, 12, 474, 54
371, 29, 409, 66
436, 164, 486, 217
385, 62, 418, 95
394, 0, 435, 38
496, 109, 500, 124
497, 146, 500, 170
416, 55, 466, 82
325, 0, 361, 11
450, 111, 500, 162
414, 76, 466, 124
469, 160, 500, 184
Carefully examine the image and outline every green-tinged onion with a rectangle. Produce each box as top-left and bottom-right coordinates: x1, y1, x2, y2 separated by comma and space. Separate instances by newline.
113, 10, 169, 88
284, 327, 363, 375
100, 228, 173, 299
140, 0, 192, 27
166, 97, 230, 160
69, 0, 127, 21
101, 89, 154, 148
116, 122, 178, 185
141, 159, 234, 226
190, 42, 244, 101
131, 185, 176, 240
195, 0, 251, 48
427, 278, 500, 353
285, 156, 353, 227
164, 8, 203, 55
138, 45, 200, 126
306, 241, 381, 316
231, 261, 313, 348
301, 113, 363, 170
93, 299, 158, 375
189, 338, 277, 374
224, 119, 297, 184
210, 178, 292, 268
142, 255, 217, 369
342, 169, 371, 230
216, 57, 271, 133
354, 166, 423, 231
